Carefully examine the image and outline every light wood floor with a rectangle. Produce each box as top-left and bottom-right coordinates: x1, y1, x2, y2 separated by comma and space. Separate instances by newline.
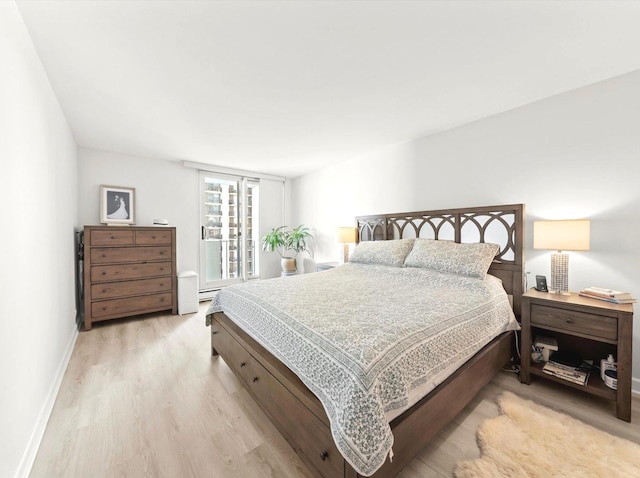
31, 303, 640, 477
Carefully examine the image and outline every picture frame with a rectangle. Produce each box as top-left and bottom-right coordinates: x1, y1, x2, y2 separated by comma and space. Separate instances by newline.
100, 185, 136, 225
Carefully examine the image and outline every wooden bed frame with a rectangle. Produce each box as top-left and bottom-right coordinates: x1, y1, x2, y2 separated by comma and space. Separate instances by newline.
209, 204, 524, 478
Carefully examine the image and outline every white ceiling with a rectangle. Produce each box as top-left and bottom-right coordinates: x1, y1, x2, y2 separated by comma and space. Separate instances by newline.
17, 1, 640, 178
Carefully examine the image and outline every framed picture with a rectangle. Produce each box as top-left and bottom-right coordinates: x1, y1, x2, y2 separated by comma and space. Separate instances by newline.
100, 185, 136, 225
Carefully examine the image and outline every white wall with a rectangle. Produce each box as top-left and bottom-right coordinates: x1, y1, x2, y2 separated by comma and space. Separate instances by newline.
78, 148, 286, 282
291, 70, 640, 389
78, 148, 200, 274
260, 178, 288, 278
0, 3, 78, 477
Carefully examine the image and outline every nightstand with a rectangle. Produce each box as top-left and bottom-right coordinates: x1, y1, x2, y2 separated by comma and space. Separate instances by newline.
520, 289, 633, 421
316, 262, 339, 272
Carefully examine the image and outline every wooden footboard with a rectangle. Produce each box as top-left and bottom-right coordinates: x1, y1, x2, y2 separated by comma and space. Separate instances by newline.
211, 311, 513, 478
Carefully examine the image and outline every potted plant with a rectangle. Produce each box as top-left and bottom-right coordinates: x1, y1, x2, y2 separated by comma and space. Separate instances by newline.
262, 225, 313, 274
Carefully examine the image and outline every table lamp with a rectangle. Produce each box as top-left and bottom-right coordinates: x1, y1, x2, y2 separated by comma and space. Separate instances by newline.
533, 219, 590, 295
337, 227, 357, 263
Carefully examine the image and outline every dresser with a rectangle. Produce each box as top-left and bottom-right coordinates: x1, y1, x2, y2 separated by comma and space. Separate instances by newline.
83, 226, 177, 330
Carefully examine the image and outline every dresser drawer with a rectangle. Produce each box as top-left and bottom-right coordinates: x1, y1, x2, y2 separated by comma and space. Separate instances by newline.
92, 293, 173, 319
91, 262, 172, 282
91, 277, 172, 300
531, 304, 617, 341
135, 230, 172, 245
90, 229, 134, 246
90, 246, 172, 264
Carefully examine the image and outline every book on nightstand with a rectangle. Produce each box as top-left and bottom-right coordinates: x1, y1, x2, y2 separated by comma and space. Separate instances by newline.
542, 360, 590, 386
579, 287, 637, 304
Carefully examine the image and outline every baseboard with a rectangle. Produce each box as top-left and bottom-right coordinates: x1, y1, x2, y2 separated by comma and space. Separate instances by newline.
14, 323, 79, 478
633, 377, 640, 396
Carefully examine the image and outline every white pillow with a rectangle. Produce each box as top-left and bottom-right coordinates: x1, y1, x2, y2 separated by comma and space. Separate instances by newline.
404, 238, 499, 279
349, 239, 415, 267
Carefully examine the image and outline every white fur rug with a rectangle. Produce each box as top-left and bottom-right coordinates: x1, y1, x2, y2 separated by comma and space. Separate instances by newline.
454, 391, 640, 478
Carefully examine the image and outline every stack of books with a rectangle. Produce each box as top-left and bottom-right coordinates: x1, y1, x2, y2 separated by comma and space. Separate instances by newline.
542, 360, 591, 386
579, 286, 637, 304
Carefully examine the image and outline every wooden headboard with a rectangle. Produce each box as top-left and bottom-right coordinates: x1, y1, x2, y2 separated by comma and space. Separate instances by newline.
355, 204, 525, 319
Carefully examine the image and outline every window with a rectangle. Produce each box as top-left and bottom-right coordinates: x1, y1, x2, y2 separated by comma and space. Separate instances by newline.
199, 173, 260, 290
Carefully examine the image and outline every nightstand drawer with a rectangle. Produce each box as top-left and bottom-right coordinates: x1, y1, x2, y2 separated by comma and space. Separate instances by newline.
531, 304, 617, 341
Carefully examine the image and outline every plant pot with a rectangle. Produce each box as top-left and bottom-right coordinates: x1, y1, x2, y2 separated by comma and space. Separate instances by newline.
281, 257, 296, 273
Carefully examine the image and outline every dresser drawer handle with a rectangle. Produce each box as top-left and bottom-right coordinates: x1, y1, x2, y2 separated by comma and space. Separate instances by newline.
141, 261, 147, 264
252, 376, 259, 383
320, 451, 329, 461
566, 319, 574, 324
240, 362, 246, 367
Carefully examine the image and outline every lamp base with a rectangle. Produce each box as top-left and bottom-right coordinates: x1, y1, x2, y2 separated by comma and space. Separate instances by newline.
342, 243, 349, 263
550, 252, 569, 294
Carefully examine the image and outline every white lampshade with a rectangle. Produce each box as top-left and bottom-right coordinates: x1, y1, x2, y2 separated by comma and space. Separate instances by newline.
337, 227, 357, 244
533, 220, 590, 252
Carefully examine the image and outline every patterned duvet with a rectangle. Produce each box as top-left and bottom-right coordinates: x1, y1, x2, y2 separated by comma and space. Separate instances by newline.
206, 262, 518, 476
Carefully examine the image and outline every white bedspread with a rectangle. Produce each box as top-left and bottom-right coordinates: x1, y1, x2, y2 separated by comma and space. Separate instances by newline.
207, 263, 518, 476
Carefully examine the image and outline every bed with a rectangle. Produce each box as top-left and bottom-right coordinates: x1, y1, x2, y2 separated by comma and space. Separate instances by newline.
206, 204, 524, 477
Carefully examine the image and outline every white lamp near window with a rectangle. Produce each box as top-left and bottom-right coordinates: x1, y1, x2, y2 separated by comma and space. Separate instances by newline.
533, 219, 590, 295
337, 227, 357, 263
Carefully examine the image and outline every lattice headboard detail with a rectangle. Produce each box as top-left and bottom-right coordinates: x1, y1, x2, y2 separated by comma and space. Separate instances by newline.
355, 204, 525, 318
